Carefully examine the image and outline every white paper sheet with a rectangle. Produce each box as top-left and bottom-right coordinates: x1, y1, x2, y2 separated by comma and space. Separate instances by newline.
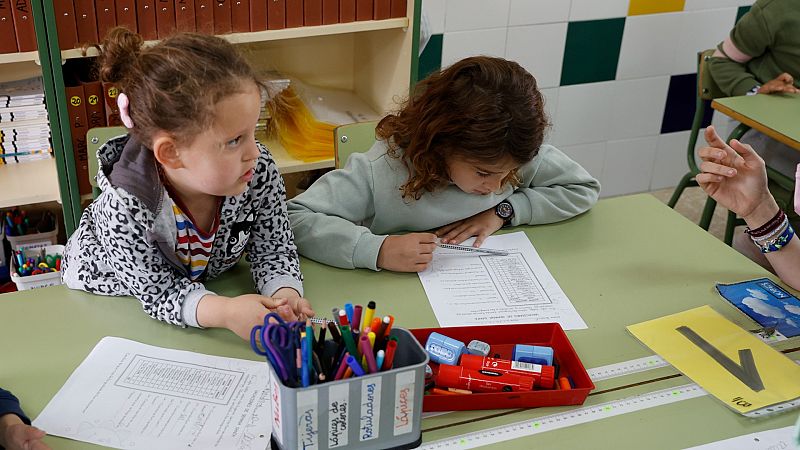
418, 231, 587, 329
34, 337, 271, 450
683, 426, 797, 450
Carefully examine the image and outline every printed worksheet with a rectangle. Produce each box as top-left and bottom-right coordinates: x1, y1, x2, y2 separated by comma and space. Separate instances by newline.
34, 337, 271, 450
418, 231, 587, 329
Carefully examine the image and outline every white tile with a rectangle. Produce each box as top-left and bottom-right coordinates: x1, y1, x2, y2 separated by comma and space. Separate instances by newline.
422, 0, 447, 35
509, 0, 571, 26
601, 136, 658, 197
551, 82, 615, 147
616, 12, 683, 79
609, 76, 670, 141
441, 29, 508, 67
444, 0, 511, 32
569, 0, 628, 21
651, 131, 692, 190
505, 23, 567, 89
673, 8, 738, 74
559, 141, 606, 180
540, 87, 559, 144
684, 0, 751, 10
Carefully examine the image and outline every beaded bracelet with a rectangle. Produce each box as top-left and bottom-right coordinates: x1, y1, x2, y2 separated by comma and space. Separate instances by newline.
754, 223, 795, 254
745, 209, 785, 237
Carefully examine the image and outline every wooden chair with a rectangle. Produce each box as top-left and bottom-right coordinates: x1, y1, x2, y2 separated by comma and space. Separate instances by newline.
333, 120, 379, 169
86, 126, 127, 199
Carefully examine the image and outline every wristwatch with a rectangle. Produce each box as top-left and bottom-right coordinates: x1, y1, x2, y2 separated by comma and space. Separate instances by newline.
495, 200, 514, 226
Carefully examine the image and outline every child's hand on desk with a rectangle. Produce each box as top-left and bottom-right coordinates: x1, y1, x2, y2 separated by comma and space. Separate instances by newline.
758, 73, 800, 94
436, 207, 504, 248
272, 287, 315, 322
377, 233, 437, 272
198, 294, 309, 340
0, 413, 51, 450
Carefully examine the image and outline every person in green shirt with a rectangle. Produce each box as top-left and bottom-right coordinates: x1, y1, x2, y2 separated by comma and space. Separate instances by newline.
707, 0, 799, 177
287, 56, 600, 272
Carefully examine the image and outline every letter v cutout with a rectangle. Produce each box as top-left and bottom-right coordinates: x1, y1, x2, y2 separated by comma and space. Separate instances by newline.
676, 326, 764, 392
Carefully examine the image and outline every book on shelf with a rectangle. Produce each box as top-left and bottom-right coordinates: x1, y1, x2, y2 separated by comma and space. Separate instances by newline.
0, 77, 52, 165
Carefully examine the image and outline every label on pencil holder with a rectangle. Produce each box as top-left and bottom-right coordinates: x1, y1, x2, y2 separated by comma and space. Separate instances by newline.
327, 384, 349, 448
297, 390, 319, 450
271, 378, 284, 446
359, 378, 381, 442
393, 370, 416, 436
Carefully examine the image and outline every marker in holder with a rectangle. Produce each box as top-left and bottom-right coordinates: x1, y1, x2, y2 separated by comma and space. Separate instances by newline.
267, 328, 429, 450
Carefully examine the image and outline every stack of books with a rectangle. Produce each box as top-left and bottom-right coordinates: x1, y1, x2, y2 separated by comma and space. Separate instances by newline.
0, 77, 52, 165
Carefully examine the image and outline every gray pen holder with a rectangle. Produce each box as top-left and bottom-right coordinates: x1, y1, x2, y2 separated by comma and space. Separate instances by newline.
268, 328, 429, 450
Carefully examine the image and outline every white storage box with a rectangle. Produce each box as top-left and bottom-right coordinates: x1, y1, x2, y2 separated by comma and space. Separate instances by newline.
5, 219, 58, 251
10, 244, 64, 291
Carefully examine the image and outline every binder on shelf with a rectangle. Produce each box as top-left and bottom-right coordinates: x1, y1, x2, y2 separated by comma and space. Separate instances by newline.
95, 0, 117, 41
213, 0, 232, 34
374, 0, 390, 19
355, 0, 372, 21
74, 0, 99, 44
175, 0, 196, 32
195, 0, 214, 34
286, 0, 303, 28
116, 0, 138, 32
250, 0, 267, 31
156, 0, 177, 38
102, 83, 122, 127
82, 81, 106, 132
11, 0, 36, 52
136, 0, 158, 40
267, 0, 286, 29
322, 0, 338, 25
53, 0, 79, 50
0, 0, 18, 54
304, 0, 322, 26
340, 0, 355, 23
65, 84, 92, 195
231, 0, 250, 32
389, 0, 406, 18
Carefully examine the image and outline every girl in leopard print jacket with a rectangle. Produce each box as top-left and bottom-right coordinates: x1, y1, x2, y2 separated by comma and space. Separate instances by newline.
62, 28, 314, 340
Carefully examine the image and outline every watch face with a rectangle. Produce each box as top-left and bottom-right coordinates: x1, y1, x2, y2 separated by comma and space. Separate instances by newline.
496, 202, 513, 219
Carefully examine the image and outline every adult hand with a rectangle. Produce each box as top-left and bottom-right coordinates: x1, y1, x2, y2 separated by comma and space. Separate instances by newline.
0, 414, 51, 450
696, 126, 779, 226
436, 207, 504, 247
377, 233, 437, 272
757, 73, 800, 94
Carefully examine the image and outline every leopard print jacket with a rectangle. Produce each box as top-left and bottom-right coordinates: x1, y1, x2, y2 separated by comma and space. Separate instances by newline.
62, 135, 303, 327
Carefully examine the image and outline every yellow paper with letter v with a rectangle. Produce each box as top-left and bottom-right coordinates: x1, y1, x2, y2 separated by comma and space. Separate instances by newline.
627, 305, 800, 416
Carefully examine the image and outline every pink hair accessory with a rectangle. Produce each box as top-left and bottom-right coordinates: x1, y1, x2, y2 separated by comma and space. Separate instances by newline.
117, 92, 134, 129
794, 163, 799, 216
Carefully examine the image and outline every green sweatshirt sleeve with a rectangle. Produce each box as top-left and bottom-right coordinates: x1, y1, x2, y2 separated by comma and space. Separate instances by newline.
287, 153, 387, 270
708, 2, 772, 96
505, 146, 600, 226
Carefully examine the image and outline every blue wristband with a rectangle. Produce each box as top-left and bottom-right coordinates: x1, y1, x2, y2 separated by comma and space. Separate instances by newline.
761, 223, 795, 253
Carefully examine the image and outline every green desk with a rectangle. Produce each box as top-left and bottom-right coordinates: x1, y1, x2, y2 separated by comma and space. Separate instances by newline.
712, 93, 800, 150
2, 194, 799, 449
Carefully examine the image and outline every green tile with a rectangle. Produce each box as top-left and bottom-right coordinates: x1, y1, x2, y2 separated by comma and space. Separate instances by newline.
418, 34, 443, 81
736, 5, 752, 23
560, 18, 626, 86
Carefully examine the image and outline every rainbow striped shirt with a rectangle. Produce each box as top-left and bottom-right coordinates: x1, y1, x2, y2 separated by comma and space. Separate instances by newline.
169, 196, 220, 281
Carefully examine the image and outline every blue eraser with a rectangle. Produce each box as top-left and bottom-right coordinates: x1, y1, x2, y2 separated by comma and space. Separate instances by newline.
425, 332, 466, 365
466, 340, 491, 356
512, 345, 553, 366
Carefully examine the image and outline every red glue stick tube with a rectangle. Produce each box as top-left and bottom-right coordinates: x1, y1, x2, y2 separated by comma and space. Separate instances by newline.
460, 354, 555, 389
436, 364, 535, 393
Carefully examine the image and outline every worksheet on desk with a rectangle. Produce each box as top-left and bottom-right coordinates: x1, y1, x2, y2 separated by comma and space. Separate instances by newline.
34, 337, 271, 450
418, 231, 587, 329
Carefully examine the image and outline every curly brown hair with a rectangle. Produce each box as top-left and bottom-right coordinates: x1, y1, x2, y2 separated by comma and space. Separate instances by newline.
97, 27, 265, 147
376, 56, 548, 200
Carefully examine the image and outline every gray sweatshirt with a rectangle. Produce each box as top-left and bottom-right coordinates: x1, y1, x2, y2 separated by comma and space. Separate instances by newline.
287, 140, 600, 270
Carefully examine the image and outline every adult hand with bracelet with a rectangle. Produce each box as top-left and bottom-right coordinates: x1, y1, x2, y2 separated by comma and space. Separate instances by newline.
696, 126, 800, 290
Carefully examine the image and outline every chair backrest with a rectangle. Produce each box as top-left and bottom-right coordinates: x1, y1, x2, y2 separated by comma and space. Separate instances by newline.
86, 126, 127, 197
697, 49, 726, 100
333, 120, 379, 169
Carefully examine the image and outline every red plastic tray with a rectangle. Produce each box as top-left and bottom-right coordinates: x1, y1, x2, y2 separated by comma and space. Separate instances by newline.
410, 323, 594, 411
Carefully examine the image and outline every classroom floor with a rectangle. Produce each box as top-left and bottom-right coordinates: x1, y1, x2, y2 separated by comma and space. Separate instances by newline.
650, 186, 728, 241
